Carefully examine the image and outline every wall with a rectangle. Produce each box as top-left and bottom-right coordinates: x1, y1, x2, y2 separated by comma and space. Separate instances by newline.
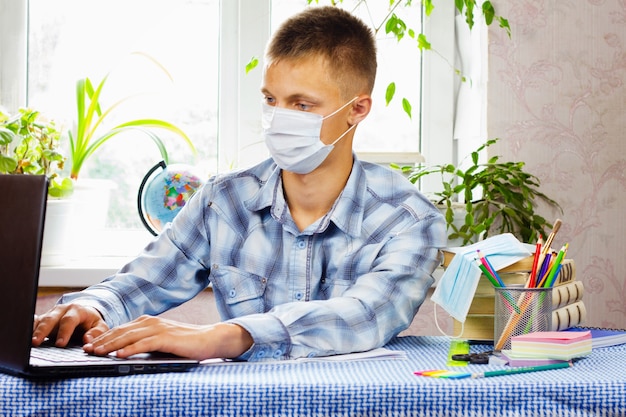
487, 0, 626, 329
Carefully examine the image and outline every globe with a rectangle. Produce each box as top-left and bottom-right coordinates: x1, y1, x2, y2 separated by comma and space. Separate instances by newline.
138, 161, 205, 235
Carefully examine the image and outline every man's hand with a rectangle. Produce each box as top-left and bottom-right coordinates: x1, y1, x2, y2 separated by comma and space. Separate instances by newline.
32, 304, 109, 347
83, 316, 254, 361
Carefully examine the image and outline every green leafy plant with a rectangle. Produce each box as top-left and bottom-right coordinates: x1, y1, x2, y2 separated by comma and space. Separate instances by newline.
0, 108, 73, 198
268, 0, 510, 120
68, 53, 196, 180
383, 0, 508, 116
394, 139, 562, 245
245, 0, 511, 117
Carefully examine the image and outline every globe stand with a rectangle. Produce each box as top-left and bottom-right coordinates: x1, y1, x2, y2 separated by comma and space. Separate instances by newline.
137, 160, 205, 237
137, 160, 167, 236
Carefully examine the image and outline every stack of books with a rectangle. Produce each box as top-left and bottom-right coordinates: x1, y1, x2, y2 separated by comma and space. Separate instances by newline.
568, 327, 626, 349
442, 250, 585, 341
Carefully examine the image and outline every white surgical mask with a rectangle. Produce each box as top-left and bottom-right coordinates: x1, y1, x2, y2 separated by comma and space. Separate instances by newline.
431, 233, 532, 337
262, 97, 358, 174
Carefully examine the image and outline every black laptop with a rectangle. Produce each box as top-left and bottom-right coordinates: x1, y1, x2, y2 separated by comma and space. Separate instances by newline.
0, 174, 199, 378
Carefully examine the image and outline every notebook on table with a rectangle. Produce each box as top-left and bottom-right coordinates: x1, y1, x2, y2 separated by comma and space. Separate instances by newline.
0, 174, 199, 378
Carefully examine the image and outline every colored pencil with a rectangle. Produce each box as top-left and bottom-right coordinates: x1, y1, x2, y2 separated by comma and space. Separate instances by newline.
475, 259, 520, 313
544, 243, 569, 288
475, 259, 499, 287
527, 236, 543, 288
476, 250, 504, 286
535, 252, 553, 288
471, 362, 572, 378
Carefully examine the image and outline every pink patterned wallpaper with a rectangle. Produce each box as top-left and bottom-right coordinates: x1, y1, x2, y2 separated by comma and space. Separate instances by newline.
487, 0, 626, 330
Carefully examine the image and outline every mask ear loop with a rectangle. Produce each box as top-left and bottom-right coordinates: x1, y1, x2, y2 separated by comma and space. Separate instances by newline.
322, 96, 360, 120
322, 97, 360, 146
328, 123, 357, 146
433, 301, 466, 339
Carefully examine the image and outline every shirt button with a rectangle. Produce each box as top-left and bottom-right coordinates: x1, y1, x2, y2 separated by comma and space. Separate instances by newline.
272, 350, 283, 359
229, 289, 236, 298
257, 350, 266, 358
295, 292, 303, 300
297, 240, 306, 249
261, 277, 267, 284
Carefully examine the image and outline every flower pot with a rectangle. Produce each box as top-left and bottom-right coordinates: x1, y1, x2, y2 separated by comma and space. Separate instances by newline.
68, 179, 116, 256
41, 199, 75, 266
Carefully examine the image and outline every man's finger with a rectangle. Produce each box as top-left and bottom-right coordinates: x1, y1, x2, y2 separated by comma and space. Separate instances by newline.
32, 307, 66, 346
83, 321, 110, 344
54, 308, 83, 347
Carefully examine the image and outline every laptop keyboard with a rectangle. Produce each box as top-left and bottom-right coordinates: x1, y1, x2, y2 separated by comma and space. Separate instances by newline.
31, 345, 119, 363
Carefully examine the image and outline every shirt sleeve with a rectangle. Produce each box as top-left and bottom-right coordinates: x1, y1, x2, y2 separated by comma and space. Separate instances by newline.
59, 187, 212, 328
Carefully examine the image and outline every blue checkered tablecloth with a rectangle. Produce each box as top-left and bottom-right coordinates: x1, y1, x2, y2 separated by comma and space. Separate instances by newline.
1, 336, 624, 416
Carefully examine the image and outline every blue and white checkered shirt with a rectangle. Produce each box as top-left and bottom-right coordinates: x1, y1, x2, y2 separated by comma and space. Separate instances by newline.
63, 157, 446, 361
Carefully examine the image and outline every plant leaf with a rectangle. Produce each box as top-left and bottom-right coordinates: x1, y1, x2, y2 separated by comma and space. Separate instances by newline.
0, 154, 18, 173
385, 82, 396, 106
424, 0, 434, 16
497, 16, 511, 38
245, 57, 259, 74
417, 33, 431, 51
0, 126, 15, 145
402, 98, 412, 119
482, 1, 495, 25
385, 14, 406, 41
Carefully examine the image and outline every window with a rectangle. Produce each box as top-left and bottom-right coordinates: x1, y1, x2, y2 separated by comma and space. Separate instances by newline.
26, 0, 219, 230
2, 0, 455, 257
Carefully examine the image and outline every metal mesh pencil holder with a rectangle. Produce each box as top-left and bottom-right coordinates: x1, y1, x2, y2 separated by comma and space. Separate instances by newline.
494, 286, 552, 351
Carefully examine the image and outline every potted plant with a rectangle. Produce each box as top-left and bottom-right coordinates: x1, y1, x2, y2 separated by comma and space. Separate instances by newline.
393, 138, 562, 246
0, 107, 73, 197
68, 53, 196, 181
0, 107, 75, 265
64, 53, 197, 240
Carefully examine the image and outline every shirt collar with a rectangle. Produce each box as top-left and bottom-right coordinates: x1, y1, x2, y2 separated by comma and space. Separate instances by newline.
244, 157, 366, 237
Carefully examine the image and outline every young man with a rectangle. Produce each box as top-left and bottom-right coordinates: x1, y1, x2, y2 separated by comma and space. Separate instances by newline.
32, 6, 446, 361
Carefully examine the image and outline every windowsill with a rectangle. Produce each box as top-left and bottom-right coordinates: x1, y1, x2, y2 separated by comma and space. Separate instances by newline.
39, 256, 134, 288
39, 229, 152, 288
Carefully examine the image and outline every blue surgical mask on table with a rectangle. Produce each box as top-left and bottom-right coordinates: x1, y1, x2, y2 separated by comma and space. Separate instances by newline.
431, 233, 532, 336
262, 98, 358, 174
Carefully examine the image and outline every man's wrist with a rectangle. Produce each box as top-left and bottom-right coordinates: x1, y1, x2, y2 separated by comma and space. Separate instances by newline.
213, 323, 254, 359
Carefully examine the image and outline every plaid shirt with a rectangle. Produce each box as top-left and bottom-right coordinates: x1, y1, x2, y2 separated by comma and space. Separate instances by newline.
63, 157, 446, 361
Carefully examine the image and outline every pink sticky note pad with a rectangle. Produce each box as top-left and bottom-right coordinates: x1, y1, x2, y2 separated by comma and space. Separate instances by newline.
511, 331, 591, 344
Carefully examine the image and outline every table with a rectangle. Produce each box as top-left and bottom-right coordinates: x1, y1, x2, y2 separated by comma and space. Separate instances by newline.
1, 336, 624, 416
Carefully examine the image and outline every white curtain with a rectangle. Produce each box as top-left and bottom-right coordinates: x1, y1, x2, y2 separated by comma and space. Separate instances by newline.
453, 13, 487, 159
